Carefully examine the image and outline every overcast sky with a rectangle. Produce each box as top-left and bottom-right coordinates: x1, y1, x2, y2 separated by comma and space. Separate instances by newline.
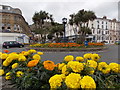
1, 0, 120, 25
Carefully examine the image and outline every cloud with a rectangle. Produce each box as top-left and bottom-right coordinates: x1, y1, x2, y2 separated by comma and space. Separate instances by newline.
1, 0, 119, 25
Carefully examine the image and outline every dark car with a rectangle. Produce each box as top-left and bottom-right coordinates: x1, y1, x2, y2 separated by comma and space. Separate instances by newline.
3, 41, 24, 49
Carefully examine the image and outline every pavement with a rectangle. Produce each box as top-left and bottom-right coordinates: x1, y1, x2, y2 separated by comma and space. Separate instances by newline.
1, 44, 119, 64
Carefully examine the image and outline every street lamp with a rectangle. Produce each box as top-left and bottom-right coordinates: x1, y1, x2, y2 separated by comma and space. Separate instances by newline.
62, 17, 67, 42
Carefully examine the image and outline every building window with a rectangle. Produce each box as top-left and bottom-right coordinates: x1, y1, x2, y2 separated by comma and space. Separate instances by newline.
106, 22, 107, 24
102, 37, 104, 40
97, 21, 99, 23
106, 26, 108, 30
92, 24, 94, 28
106, 31, 107, 34
102, 25, 104, 29
14, 24, 17, 30
97, 25, 99, 29
102, 31, 104, 35
110, 37, 112, 40
102, 21, 104, 24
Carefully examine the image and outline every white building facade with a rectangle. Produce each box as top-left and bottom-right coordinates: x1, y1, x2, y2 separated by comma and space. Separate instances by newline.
66, 16, 120, 44
0, 33, 29, 44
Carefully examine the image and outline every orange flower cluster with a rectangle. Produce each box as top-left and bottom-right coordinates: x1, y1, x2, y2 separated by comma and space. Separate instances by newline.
88, 42, 104, 46
27, 60, 39, 67
43, 60, 57, 70
3, 50, 10, 53
48, 43, 81, 48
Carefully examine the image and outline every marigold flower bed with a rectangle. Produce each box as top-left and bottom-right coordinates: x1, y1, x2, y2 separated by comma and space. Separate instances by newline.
29, 42, 104, 48
0, 49, 120, 89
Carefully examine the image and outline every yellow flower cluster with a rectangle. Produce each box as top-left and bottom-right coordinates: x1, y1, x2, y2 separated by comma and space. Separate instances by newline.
0, 69, 4, 76
0, 53, 8, 60
87, 60, 97, 69
58, 63, 65, 70
16, 71, 24, 77
75, 56, 84, 62
5, 72, 11, 80
98, 62, 111, 74
33, 54, 41, 60
12, 63, 19, 69
62, 65, 69, 75
83, 53, 100, 61
64, 55, 74, 62
65, 73, 81, 88
37, 52, 44, 55
80, 75, 96, 88
28, 49, 36, 54
67, 61, 84, 73
49, 74, 63, 88
83, 53, 92, 60
109, 63, 120, 73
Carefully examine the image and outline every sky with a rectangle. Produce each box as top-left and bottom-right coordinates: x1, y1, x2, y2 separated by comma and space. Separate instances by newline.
1, 0, 120, 25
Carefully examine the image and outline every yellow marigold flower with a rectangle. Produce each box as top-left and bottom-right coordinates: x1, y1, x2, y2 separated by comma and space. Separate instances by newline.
0, 69, 4, 76
28, 49, 36, 53
43, 60, 56, 71
102, 67, 111, 74
75, 56, 84, 62
3, 61, 9, 67
83, 53, 92, 60
0, 53, 8, 60
64, 55, 74, 62
27, 60, 39, 67
67, 61, 84, 73
91, 53, 100, 61
89, 70, 94, 74
3, 56, 13, 66
37, 52, 44, 55
5, 76, 11, 80
98, 62, 108, 71
16, 71, 24, 77
49, 74, 63, 88
58, 63, 65, 70
0, 52, 2, 55
65, 73, 81, 88
6, 72, 11, 76
18, 55, 26, 61
19, 53, 24, 56
87, 60, 97, 69
8, 53, 19, 60
62, 65, 69, 75
12, 63, 19, 69
61, 74, 66, 80
80, 76, 96, 89
98, 62, 110, 74
5, 72, 11, 80
23, 51, 29, 56
33, 54, 41, 60
109, 63, 119, 73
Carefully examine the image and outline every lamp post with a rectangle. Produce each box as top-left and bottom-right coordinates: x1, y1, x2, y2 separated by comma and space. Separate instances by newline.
62, 17, 67, 42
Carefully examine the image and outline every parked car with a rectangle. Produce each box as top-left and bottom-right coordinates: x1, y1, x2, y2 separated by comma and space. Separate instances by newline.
3, 41, 24, 49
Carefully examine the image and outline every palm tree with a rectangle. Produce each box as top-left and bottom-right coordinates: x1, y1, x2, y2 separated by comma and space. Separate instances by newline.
48, 23, 64, 42
69, 9, 96, 42
32, 10, 54, 43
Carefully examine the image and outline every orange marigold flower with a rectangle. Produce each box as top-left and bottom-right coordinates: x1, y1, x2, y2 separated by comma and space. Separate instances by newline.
27, 60, 39, 67
43, 60, 56, 71
3, 50, 10, 53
